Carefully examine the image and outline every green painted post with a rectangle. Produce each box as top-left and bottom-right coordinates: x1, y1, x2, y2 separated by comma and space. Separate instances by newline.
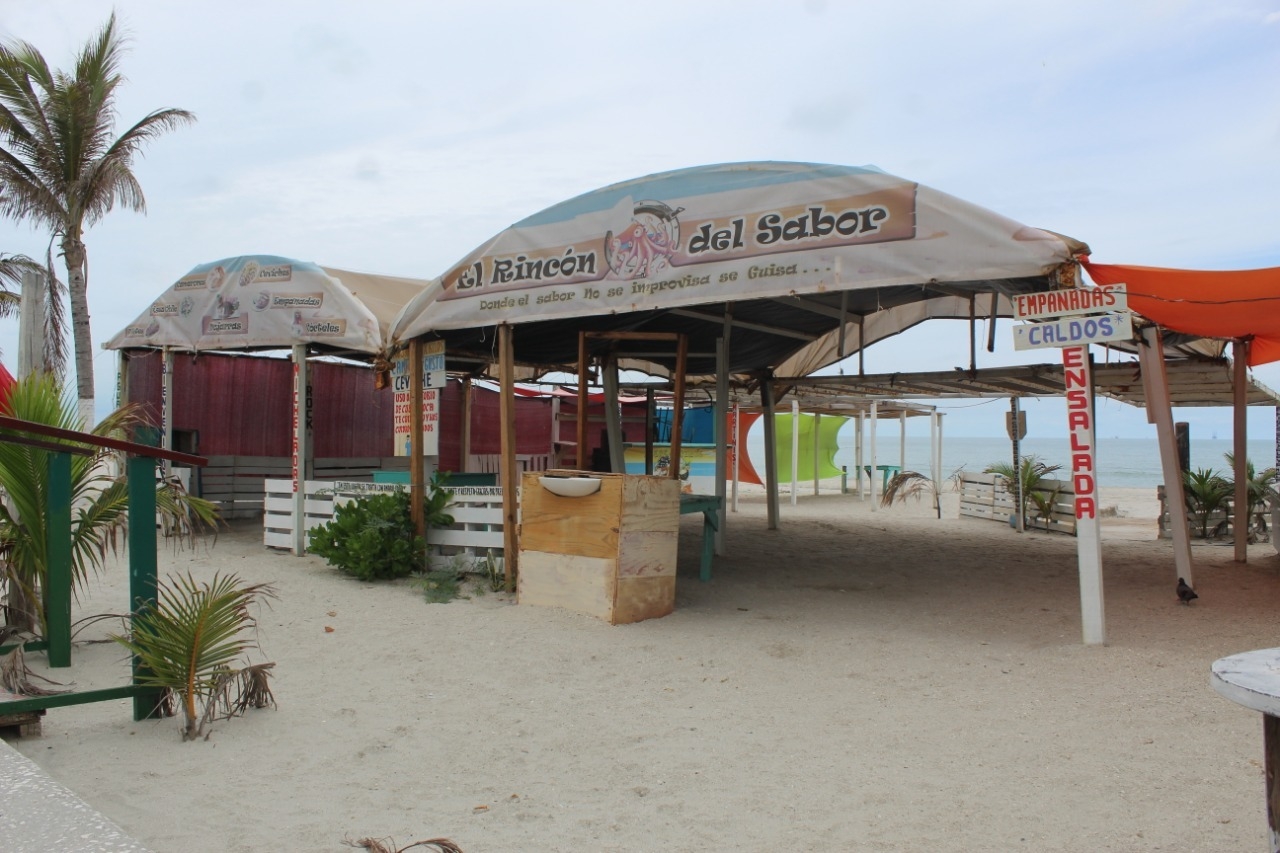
45, 451, 72, 668
127, 428, 162, 720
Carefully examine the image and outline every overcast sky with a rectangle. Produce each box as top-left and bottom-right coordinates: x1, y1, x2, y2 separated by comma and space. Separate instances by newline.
1, 0, 1278, 444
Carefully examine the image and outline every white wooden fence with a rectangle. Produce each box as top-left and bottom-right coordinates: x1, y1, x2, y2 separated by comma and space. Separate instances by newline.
958, 470, 1077, 535
263, 479, 505, 560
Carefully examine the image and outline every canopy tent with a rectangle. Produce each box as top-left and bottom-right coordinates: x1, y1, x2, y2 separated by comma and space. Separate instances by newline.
105, 254, 432, 357
390, 161, 1088, 379
1081, 259, 1280, 569
389, 160, 1094, 613
1082, 261, 1280, 366
105, 254, 433, 555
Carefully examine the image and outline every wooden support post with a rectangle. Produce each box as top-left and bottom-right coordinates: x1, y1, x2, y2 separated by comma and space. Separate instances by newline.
870, 401, 879, 511
731, 402, 740, 513
461, 375, 473, 471
987, 292, 998, 353
44, 451, 72, 668
813, 412, 821, 497
577, 332, 589, 470
160, 348, 174, 476
931, 410, 943, 519
291, 345, 310, 556
761, 374, 780, 529
1065, 347, 1105, 646
604, 352, 624, 473
855, 413, 865, 498
127, 429, 163, 719
714, 333, 728, 553
790, 400, 799, 506
1266, 713, 1280, 851
498, 324, 518, 590
409, 339, 425, 541
1140, 326, 1195, 586
1234, 339, 1249, 563
645, 389, 655, 474
669, 333, 687, 479
1011, 396, 1024, 533
968, 294, 977, 372
899, 410, 907, 473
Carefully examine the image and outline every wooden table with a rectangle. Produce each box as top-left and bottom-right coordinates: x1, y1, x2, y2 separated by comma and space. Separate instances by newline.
680, 493, 722, 582
1210, 647, 1280, 850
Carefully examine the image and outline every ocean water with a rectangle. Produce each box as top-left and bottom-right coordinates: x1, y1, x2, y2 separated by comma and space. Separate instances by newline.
747, 433, 1278, 490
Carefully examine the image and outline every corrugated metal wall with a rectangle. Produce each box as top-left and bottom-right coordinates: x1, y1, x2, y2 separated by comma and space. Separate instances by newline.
122, 350, 586, 467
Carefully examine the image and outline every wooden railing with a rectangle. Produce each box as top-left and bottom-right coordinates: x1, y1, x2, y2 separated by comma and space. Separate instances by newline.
0, 416, 206, 720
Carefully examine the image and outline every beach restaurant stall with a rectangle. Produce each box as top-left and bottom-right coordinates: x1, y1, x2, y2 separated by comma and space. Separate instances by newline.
387, 161, 1092, 626
1083, 261, 1280, 565
105, 254, 432, 553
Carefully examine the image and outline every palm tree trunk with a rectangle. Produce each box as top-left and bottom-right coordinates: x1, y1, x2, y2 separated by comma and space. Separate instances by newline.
62, 238, 95, 427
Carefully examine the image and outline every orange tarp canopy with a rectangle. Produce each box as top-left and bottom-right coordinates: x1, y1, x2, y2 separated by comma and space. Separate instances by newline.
1082, 261, 1280, 366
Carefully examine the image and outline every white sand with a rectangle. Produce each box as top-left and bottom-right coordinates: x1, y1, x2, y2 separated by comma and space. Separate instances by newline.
9, 485, 1280, 852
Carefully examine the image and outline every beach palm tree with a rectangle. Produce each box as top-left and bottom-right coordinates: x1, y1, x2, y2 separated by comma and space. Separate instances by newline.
0, 13, 195, 423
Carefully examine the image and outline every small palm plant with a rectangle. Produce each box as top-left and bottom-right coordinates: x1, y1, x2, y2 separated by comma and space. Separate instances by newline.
1182, 467, 1232, 538
0, 373, 220, 634
984, 456, 1062, 524
112, 571, 276, 741
1220, 454, 1278, 540
1026, 483, 1064, 525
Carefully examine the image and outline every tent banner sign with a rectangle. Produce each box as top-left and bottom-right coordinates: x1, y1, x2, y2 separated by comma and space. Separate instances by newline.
1012, 311, 1133, 351
412, 164, 1077, 332
105, 254, 382, 353
392, 341, 445, 457
1013, 283, 1127, 321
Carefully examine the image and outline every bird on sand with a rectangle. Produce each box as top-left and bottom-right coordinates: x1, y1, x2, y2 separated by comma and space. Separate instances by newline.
1177, 577, 1198, 605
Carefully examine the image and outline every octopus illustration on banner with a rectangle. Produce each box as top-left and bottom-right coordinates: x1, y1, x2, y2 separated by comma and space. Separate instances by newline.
604, 200, 683, 279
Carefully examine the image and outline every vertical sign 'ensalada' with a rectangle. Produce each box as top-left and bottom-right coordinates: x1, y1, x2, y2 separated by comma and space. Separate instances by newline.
1063, 346, 1096, 519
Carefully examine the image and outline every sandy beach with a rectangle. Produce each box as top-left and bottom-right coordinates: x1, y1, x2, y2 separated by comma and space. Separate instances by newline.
7, 484, 1280, 852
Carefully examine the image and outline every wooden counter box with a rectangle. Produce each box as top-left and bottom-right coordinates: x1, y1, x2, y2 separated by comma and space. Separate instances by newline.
518, 470, 680, 624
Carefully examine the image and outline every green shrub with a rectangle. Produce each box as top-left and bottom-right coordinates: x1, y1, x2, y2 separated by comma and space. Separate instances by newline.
307, 478, 456, 581
308, 491, 425, 581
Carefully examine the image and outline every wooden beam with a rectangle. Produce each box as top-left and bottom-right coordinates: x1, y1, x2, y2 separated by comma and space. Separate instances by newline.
577, 332, 588, 468
499, 324, 518, 589
668, 308, 820, 342
1234, 339, 1249, 563
1139, 326, 1195, 586
409, 339, 425, 542
460, 375, 473, 471
670, 334, 688, 479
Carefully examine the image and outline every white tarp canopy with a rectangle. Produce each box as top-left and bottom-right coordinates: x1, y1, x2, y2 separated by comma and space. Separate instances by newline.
105, 254, 432, 356
389, 161, 1088, 378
